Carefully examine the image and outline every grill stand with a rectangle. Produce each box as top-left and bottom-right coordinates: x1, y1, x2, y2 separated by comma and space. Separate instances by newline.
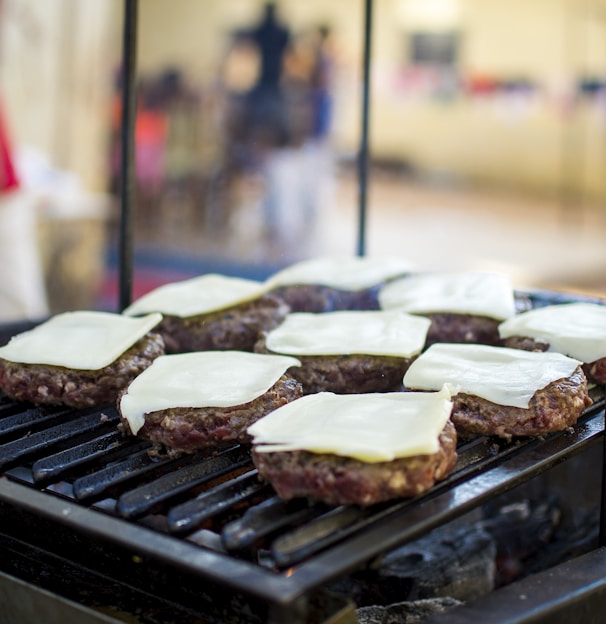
0, 481, 356, 624
0, 395, 604, 623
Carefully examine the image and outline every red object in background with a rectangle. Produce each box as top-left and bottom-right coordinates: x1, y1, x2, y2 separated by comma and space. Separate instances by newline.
0, 100, 19, 192
465, 75, 500, 96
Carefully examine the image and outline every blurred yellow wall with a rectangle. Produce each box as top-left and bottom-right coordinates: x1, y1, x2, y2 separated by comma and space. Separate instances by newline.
1, 0, 605, 201
137, 0, 606, 201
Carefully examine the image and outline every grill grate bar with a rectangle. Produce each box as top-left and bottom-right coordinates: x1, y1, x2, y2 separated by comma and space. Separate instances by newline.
222, 496, 331, 552
0, 409, 118, 470
32, 429, 150, 484
116, 444, 253, 519
271, 505, 373, 568
72, 448, 170, 502
167, 469, 270, 534
0, 405, 73, 442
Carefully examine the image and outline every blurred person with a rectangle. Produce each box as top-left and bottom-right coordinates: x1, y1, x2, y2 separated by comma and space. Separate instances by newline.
243, 1, 292, 153
307, 25, 335, 144
0, 97, 48, 322
212, 2, 293, 241
267, 23, 338, 256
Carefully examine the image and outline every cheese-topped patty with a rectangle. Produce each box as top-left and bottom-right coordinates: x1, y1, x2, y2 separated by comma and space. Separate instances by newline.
248, 388, 453, 463
498, 302, 606, 364
0, 311, 163, 370
120, 351, 301, 435
265, 256, 412, 291
265, 310, 431, 357
403, 343, 582, 409
122, 274, 270, 318
378, 271, 516, 320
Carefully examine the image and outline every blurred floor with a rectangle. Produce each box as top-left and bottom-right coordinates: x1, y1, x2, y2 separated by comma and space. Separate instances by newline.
322, 170, 606, 296
102, 161, 606, 308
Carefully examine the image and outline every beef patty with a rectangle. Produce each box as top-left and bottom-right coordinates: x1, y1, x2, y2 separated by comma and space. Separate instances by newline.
251, 420, 457, 507
124, 375, 303, 458
450, 366, 592, 441
279, 353, 411, 395
158, 294, 289, 353
0, 332, 165, 409
423, 313, 501, 348
255, 332, 414, 394
266, 284, 382, 313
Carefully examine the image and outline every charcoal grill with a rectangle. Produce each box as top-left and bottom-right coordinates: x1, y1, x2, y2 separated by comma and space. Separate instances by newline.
0, 287, 605, 623
2, 1, 606, 623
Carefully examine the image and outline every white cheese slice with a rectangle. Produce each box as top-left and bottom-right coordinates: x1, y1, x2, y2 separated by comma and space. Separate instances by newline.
122, 274, 269, 318
498, 302, 606, 364
265, 310, 431, 357
248, 387, 453, 463
265, 256, 412, 291
0, 311, 163, 370
120, 351, 301, 435
403, 343, 582, 409
379, 271, 516, 320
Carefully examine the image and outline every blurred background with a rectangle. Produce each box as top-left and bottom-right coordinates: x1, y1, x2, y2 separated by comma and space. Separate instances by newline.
1, 0, 606, 320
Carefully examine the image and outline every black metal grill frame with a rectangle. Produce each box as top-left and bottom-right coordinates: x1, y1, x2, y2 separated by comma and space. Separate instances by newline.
0, 287, 604, 622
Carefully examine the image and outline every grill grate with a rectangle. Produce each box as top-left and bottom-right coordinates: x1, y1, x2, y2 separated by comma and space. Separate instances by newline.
0, 290, 605, 622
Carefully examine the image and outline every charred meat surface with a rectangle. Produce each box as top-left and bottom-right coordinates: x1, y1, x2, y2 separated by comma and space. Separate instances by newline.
0, 332, 165, 409
254, 332, 413, 394
252, 420, 457, 507
158, 294, 289, 353
451, 367, 592, 440
584, 358, 606, 384
128, 375, 303, 457
423, 313, 501, 348
282, 353, 411, 395
501, 336, 549, 353
267, 284, 382, 312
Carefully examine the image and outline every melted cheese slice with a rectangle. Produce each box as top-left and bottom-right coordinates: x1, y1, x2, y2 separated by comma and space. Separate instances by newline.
248, 387, 453, 462
122, 274, 269, 318
265, 310, 431, 357
403, 343, 582, 409
379, 271, 516, 320
120, 351, 301, 435
265, 256, 412, 291
0, 311, 163, 370
498, 302, 606, 364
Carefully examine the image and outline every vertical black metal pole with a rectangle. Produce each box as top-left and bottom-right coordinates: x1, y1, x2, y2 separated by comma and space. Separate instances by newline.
118, 0, 138, 311
357, 0, 373, 257
600, 397, 606, 546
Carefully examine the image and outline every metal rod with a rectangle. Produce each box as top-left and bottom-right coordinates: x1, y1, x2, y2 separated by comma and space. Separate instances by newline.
600, 394, 606, 546
356, 0, 373, 257
118, 0, 138, 311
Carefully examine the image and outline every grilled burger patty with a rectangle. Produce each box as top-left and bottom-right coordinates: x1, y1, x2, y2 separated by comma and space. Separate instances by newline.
125, 375, 303, 457
251, 420, 457, 507
267, 284, 382, 313
158, 294, 289, 353
281, 353, 411, 394
500, 335, 549, 353
451, 366, 592, 440
423, 313, 501, 348
0, 332, 165, 409
414, 294, 531, 349
502, 335, 606, 384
